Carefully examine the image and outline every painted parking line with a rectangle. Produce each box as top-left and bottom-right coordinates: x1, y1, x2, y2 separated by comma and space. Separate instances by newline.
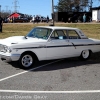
0, 90, 100, 93
0, 59, 63, 82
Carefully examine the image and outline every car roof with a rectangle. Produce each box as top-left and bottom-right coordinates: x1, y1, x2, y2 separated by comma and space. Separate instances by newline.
36, 26, 88, 39
36, 26, 78, 30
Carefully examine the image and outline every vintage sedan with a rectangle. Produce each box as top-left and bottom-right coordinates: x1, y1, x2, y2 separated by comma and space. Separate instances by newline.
0, 26, 100, 69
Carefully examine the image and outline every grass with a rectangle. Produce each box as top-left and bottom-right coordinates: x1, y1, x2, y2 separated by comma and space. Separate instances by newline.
0, 23, 100, 39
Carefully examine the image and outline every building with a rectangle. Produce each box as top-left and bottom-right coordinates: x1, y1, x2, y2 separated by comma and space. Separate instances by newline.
8, 12, 24, 19
7, 12, 30, 23
92, 7, 100, 22
54, 12, 92, 22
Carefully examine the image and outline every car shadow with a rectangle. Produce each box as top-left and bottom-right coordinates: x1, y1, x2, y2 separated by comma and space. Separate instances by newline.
9, 52, 100, 71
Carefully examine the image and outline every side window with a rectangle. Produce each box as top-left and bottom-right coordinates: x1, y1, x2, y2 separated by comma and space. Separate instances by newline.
51, 30, 67, 40
51, 31, 59, 39
68, 30, 80, 39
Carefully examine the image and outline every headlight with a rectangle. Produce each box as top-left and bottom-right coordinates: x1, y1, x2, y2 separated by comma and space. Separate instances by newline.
4, 46, 12, 53
0, 45, 12, 53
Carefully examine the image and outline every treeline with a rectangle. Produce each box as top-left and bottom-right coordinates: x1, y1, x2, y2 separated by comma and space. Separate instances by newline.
55, 0, 96, 12
0, 12, 11, 18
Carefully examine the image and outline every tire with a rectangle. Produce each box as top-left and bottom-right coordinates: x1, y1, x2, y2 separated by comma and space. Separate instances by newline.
19, 53, 34, 69
80, 50, 91, 60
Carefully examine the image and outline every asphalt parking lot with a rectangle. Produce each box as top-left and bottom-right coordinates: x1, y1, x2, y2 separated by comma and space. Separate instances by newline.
0, 53, 100, 100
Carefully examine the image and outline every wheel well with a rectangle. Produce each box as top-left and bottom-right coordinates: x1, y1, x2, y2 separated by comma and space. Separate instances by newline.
89, 50, 92, 54
80, 49, 92, 57
21, 51, 39, 61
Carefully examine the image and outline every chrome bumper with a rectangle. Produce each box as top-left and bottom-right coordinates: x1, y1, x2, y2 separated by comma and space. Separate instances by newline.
0, 52, 20, 62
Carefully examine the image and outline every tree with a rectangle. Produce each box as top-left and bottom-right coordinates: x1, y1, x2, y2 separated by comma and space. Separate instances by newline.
1, 12, 11, 18
55, 0, 90, 12
55, 0, 73, 12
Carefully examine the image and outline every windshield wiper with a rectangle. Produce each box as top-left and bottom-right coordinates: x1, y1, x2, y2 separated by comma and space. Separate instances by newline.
24, 36, 27, 39
33, 36, 36, 38
33, 36, 39, 39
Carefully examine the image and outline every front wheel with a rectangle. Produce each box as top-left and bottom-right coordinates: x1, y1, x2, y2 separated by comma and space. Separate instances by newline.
19, 53, 34, 69
80, 50, 91, 60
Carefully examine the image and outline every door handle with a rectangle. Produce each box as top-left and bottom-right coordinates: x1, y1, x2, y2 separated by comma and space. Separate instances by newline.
71, 42, 76, 49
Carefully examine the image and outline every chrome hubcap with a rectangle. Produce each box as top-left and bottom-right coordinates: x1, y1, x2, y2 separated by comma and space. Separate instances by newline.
22, 55, 33, 67
82, 50, 89, 59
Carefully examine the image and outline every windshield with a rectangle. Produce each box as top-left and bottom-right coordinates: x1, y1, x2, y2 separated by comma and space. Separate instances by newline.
26, 28, 52, 40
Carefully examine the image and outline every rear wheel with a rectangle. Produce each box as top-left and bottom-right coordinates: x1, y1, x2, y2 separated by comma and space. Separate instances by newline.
19, 53, 34, 69
80, 50, 91, 60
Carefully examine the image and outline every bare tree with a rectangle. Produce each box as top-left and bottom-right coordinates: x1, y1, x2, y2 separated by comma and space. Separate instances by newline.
1, 11, 11, 18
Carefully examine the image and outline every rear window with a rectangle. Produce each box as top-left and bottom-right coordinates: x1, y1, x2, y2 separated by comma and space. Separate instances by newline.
68, 30, 80, 39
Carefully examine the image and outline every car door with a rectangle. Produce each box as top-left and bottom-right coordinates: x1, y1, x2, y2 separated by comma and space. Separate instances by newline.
46, 30, 71, 60
67, 30, 84, 57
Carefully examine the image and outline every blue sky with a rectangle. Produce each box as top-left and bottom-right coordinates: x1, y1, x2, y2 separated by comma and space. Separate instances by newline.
0, 0, 58, 18
0, 0, 100, 18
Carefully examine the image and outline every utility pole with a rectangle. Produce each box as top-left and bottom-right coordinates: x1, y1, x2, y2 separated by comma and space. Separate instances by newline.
52, 0, 55, 26
13, 0, 19, 12
90, 0, 93, 12
90, 0, 92, 7
0, 5, 1, 16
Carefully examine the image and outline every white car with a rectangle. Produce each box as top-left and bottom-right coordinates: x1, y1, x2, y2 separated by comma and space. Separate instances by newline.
0, 26, 100, 69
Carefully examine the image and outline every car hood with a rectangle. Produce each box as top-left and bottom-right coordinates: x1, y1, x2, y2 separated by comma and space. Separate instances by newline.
0, 36, 47, 46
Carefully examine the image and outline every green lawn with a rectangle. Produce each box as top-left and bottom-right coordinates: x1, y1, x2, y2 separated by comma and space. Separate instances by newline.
1, 23, 100, 39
